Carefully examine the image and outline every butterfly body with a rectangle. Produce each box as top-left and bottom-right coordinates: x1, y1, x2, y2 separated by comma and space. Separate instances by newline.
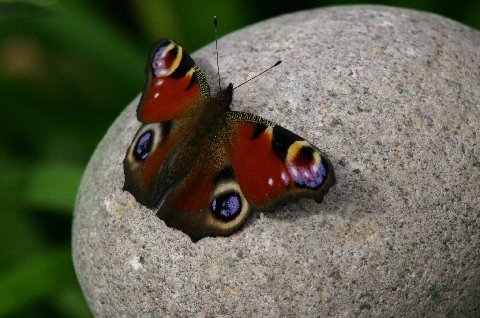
124, 39, 335, 242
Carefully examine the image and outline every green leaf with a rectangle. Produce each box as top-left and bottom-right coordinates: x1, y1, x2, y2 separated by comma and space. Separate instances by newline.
0, 3, 51, 16
24, 163, 84, 212
133, 0, 185, 46
0, 248, 76, 316
52, 286, 93, 318
0, 0, 57, 5
27, 0, 145, 93
0, 0, 57, 17
132, 0, 254, 51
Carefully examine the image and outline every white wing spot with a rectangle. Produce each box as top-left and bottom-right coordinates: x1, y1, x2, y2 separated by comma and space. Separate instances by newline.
154, 92, 159, 98
290, 166, 299, 177
268, 178, 274, 186
155, 79, 164, 86
157, 69, 170, 77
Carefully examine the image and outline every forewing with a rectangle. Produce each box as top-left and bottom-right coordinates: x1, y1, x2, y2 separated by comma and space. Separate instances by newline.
137, 39, 211, 123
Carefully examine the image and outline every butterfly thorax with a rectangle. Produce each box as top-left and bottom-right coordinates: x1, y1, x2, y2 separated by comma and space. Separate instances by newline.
215, 83, 233, 108
195, 83, 234, 135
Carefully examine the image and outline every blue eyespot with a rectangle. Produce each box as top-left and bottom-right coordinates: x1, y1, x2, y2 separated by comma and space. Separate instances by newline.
211, 192, 242, 221
293, 161, 327, 189
134, 131, 153, 161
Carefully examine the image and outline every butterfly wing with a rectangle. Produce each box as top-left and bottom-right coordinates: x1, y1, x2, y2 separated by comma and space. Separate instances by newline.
137, 39, 211, 123
156, 141, 251, 242
123, 39, 211, 207
156, 111, 335, 242
225, 111, 336, 210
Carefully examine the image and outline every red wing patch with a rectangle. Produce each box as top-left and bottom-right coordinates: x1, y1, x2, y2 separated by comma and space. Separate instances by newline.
137, 39, 210, 123
225, 112, 335, 210
225, 122, 289, 207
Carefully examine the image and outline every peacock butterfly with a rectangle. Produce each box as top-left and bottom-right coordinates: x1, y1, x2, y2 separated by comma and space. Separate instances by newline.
123, 38, 336, 242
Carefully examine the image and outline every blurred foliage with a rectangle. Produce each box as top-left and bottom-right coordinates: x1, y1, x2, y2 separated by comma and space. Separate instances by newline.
0, 0, 477, 317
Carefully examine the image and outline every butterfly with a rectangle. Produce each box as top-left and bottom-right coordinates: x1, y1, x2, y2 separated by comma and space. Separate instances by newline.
123, 39, 336, 242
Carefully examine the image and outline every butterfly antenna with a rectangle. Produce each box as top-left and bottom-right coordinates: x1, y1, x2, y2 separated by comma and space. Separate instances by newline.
214, 16, 221, 92
233, 60, 282, 90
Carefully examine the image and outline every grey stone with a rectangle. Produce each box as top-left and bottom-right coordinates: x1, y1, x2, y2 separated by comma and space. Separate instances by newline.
73, 5, 480, 317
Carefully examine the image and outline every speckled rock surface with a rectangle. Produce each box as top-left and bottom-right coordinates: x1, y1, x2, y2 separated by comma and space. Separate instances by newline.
73, 5, 480, 317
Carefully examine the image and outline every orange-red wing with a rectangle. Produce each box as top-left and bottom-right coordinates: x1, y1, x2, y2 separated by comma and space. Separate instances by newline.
224, 112, 336, 210
137, 39, 211, 123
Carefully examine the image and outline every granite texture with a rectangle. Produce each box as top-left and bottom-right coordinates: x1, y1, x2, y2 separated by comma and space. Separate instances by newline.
73, 5, 480, 317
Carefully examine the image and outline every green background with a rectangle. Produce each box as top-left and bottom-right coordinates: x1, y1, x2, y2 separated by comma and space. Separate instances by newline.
0, 0, 478, 317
